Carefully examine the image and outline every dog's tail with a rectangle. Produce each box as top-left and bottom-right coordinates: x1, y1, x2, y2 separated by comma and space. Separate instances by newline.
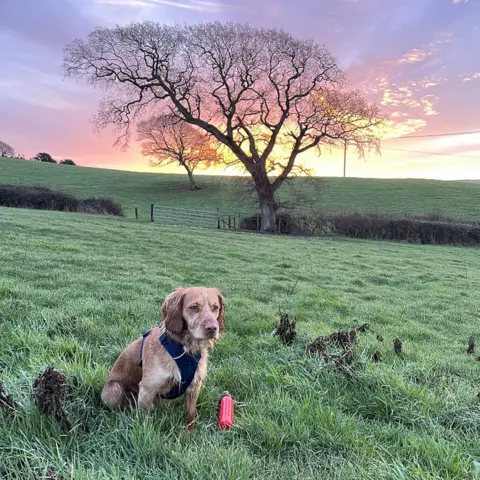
101, 380, 127, 410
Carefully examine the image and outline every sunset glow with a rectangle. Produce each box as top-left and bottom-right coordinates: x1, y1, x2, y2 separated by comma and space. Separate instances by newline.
1, 0, 479, 179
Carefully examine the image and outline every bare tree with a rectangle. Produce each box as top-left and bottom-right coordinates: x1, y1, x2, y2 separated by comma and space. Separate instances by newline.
63, 22, 384, 231
0, 141, 15, 158
137, 115, 221, 190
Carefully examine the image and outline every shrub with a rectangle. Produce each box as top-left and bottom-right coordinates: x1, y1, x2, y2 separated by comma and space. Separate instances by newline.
239, 210, 480, 246
79, 197, 124, 216
0, 185, 124, 216
33, 152, 57, 163
283, 212, 332, 236
239, 214, 260, 231
59, 159, 76, 166
239, 211, 331, 236
239, 212, 297, 234
330, 212, 480, 246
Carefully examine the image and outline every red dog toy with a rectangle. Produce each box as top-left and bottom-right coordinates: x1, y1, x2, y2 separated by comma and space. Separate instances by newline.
218, 391, 234, 430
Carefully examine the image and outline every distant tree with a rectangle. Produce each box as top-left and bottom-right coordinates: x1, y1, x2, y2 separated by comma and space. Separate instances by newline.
0, 140, 15, 157
137, 115, 221, 190
33, 152, 57, 164
59, 159, 76, 165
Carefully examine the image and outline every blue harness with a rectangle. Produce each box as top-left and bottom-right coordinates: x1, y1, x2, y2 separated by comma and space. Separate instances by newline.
138, 329, 201, 399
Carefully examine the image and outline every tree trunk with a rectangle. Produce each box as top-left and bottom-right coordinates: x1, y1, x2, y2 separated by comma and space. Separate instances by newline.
185, 168, 200, 190
259, 196, 277, 232
255, 178, 277, 232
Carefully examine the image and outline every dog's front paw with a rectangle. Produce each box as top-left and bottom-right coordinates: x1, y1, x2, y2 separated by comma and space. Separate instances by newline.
186, 419, 196, 432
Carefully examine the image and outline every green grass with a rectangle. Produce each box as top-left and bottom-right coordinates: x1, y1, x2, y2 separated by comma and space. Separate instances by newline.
2, 157, 480, 221
1, 206, 480, 479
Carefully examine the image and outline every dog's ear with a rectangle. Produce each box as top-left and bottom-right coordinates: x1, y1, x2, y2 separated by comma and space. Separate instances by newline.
162, 288, 186, 335
216, 290, 226, 333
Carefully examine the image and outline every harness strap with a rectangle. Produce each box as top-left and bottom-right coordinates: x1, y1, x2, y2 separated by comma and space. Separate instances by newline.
138, 328, 152, 367
137, 326, 201, 399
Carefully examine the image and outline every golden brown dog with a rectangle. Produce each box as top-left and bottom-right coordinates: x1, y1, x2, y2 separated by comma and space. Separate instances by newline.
101, 287, 225, 431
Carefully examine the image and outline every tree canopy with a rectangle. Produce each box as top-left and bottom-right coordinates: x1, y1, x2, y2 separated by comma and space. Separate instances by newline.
64, 21, 384, 231
34, 152, 57, 163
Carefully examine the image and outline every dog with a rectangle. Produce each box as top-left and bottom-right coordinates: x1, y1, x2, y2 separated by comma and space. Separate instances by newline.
101, 287, 226, 431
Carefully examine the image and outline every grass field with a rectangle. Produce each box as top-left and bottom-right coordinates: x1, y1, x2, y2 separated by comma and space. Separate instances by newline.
2, 157, 480, 221
1, 205, 480, 479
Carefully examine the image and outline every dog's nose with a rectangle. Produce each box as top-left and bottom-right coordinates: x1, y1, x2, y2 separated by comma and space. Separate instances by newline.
203, 322, 218, 333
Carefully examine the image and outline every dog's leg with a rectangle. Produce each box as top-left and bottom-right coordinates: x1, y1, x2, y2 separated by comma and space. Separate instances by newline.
137, 341, 176, 410
101, 380, 126, 410
138, 370, 171, 410
138, 383, 160, 410
185, 382, 201, 432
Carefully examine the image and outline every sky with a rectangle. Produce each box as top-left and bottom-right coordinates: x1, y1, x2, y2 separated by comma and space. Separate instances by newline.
0, 0, 479, 179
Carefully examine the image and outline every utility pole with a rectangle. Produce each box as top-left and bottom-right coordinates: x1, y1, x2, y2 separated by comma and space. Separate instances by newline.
343, 140, 347, 178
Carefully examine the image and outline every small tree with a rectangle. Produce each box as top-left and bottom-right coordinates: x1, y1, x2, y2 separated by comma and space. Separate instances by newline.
64, 22, 384, 231
0, 141, 15, 157
59, 159, 76, 165
34, 152, 57, 164
137, 115, 221, 190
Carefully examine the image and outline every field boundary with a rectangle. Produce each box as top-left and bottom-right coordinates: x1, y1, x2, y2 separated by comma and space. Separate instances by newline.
150, 204, 241, 230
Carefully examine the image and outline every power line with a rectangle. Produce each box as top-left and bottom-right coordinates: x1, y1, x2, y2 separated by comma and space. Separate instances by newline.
342, 131, 480, 177
393, 130, 480, 139
383, 147, 480, 159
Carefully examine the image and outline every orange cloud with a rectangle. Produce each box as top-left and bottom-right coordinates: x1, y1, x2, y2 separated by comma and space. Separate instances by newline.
421, 95, 439, 116
418, 78, 443, 88
400, 48, 432, 64
459, 70, 480, 82
398, 33, 452, 66
381, 118, 427, 139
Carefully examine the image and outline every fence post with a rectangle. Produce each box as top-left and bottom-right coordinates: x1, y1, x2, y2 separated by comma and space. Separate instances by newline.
150, 204, 154, 222
228, 216, 231, 229
216, 208, 221, 229
233, 217, 236, 229
256, 215, 260, 231
135, 207, 138, 220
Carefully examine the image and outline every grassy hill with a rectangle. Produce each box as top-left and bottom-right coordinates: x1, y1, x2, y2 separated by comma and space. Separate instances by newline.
2, 157, 480, 220
1, 206, 480, 478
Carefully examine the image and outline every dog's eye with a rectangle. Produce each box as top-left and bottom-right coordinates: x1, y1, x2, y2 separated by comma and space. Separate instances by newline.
212, 305, 219, 312
190, 305, 199, 311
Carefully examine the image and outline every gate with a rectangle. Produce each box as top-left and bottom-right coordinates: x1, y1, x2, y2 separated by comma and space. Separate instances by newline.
151, 204, 238, 230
